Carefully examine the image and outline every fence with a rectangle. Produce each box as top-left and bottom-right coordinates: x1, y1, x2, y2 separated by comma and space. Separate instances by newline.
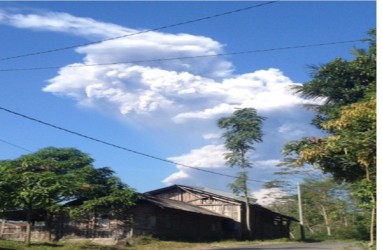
0, 220, 131, 242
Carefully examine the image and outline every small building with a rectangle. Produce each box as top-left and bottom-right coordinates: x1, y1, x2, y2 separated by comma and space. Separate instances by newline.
1, 185, 296, 243
146, 185, 297, 239
129, 194, 232, 241
0, 194, 232, 242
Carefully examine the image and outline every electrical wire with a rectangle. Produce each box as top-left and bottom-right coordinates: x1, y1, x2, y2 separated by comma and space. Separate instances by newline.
0, 106, 266, 183
0, 138, 33, 153
0, 1, 278, 62
0, 39, 363, 72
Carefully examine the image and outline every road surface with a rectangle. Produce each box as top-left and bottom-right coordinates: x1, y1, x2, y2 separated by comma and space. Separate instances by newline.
207, 241, 365, 250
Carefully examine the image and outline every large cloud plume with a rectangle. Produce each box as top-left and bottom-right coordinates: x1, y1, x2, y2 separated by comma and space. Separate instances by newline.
0, 8, 321, 192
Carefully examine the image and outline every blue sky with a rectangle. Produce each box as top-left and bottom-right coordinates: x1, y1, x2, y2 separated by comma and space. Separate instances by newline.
0, 1, 376, 204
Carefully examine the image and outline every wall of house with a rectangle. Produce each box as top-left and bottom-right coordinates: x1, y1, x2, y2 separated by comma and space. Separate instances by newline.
250, 207, 291, 239
129, 202, 231, 241
0, 223, 54, 242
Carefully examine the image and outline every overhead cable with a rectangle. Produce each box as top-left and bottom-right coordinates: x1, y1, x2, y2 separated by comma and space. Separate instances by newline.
0, 106, 266, 183
0, 39, 363, 72
0, 1, 278, 62
0, 138, 33, 153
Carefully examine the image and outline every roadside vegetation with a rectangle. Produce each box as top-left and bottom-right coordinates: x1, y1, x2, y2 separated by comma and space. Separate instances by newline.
262, 29, 376, 245
0, 237, 294, 250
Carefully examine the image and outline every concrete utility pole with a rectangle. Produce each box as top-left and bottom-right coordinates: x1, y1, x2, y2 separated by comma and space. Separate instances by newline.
297, 182, 305, 241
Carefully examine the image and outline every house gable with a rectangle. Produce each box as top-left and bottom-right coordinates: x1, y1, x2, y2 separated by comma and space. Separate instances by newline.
146, 185, 243, 222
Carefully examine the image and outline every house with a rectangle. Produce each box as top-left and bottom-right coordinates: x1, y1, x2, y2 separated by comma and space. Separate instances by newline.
128, 194, 232, 241
0, 194, 232, 242
146, 185, 297, 239
0, 185, 296, 243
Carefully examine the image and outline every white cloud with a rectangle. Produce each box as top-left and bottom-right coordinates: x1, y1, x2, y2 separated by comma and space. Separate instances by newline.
202, 133, 221, 140
172, 69, 317, 123
163, 144, 227, 185
0, 9, 324, 192
5, 10, 317, 125
255, 159, 280, 169
252, 188, 287, 206
173, 103, 236, 123
278, 123, 308, 139
162, 171, 189, 184
0, 9, 130, 39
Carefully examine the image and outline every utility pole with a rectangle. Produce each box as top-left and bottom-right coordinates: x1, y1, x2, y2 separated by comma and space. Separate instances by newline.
297, 182, 305, 241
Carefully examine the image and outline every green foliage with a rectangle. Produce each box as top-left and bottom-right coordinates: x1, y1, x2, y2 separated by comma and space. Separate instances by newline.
0, 147, 137, 245
265, 177, 369, 241
218, 108, 265, 195
218, 108, 265, 156
0, 147, 95, 212
294, 29, 376, 129
0, 161, 18, 211
280, 29, 376, 245
228, 171, 248, 196
69, 166, 139, 219
281, 29, 376, 190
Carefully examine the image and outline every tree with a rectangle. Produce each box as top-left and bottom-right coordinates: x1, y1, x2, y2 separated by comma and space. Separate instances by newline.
218, 108, 265, 238
293, 29, 376, 130
0, 147, 137, 245
264, 177, 369, 241
0, 147, 94, 245
68, 166, 138, 237
302, 178, 344, 237
282, 29, 376, 245
0, 161, 17, 211
323, 97, 376, 244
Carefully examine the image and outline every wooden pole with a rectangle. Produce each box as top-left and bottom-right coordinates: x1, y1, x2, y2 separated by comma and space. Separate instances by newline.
297, 183, 305, 241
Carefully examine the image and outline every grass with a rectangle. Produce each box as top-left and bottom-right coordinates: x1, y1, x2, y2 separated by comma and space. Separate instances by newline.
1, 237, 367, 250
0, 239, 120, 250
0, 237, 293, 250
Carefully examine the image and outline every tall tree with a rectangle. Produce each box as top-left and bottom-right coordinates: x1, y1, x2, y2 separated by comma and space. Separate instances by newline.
282, 29, 376, 245
218, 108, 265, 238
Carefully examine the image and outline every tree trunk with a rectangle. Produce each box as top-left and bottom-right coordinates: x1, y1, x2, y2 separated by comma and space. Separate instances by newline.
320, 205, 331, 236
25, 208, 32, 246
92, 209, 97, 238
369, 196, 376, 247
305, 221, 315, 234
365, 166, 376, 247
343, 213, 348, 227
245, 198, 252, 238
45, 212, 53, 241
242, 164, 252, 239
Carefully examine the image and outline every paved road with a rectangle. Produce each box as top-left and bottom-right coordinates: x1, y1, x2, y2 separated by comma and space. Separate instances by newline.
207, 242, 365, 250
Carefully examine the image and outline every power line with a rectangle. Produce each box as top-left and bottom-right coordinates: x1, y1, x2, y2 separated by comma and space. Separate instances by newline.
0, 1, 278, 62
0, 138, 33, 153
0, 106, 265, 183
0, 39, 363, 72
